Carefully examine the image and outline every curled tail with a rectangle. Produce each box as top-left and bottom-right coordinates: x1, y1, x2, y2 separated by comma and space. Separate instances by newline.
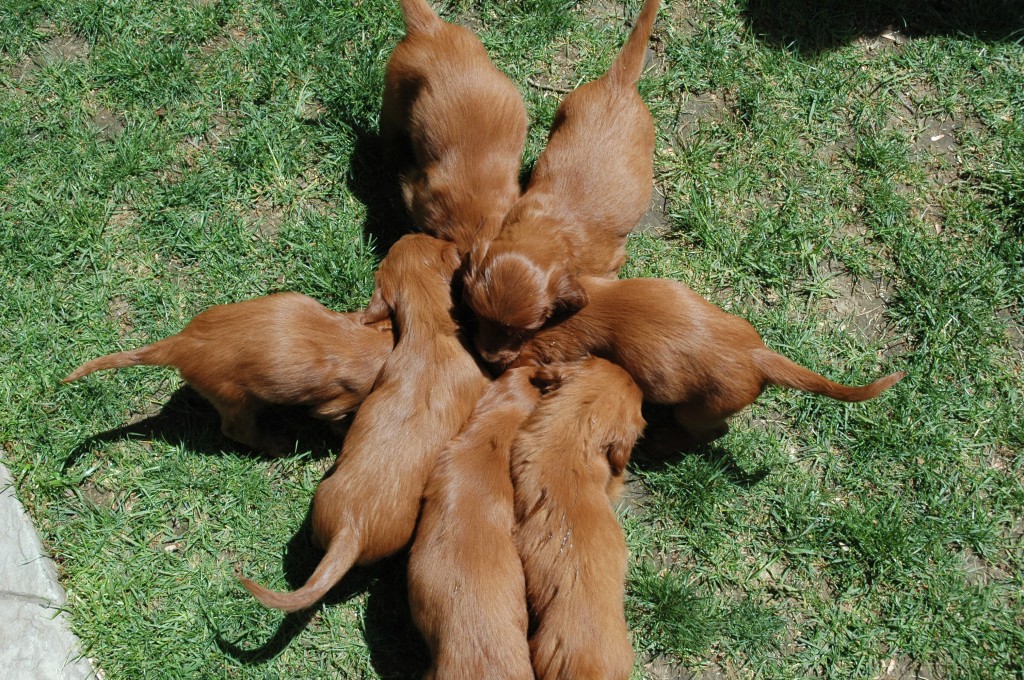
240, 532, 360, 613
399, 0, 443, 34
607, 0, 660, 87
753, 349, 905, 403
61, 337, 179, 383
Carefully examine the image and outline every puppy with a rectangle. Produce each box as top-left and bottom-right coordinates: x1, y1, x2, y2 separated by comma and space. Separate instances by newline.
408, 367, 541, 680
511, 358, 645, 680
381, 0, 528, 255
512, 276, 907, 445
61, 293, 393, 454
241, 234, 490, 611
464, 0, 659, 364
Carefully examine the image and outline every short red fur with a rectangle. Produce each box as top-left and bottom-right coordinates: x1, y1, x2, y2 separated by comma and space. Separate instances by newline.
464, 0, 660, 364
408, 367, 541, 680
511, 358, 646, 680
513, 276, 906, 445
61, 293, 393, 454
240, 234, 490, 612
381, 0, 528, 256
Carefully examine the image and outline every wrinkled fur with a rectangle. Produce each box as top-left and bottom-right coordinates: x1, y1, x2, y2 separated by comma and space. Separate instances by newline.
511, 358, 645, 680
513, 277, 906, 444
61, 293, 393, 454
381, 0, 528, 255
408, 367, 541, 680
241, 235, 490, 611
464, 0, 659, 364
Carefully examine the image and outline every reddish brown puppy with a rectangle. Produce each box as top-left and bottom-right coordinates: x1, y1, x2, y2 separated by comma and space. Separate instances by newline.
511, 358, 645, 680
512, 276, 906, 445
381, 0, 528, 255
408, 367, 542, 680
61, 293, 393, 454
241, 234, 490, 612
464, 0, 659, 365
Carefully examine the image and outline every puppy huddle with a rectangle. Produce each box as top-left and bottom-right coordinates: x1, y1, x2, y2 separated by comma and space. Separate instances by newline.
63, 0, 904, 677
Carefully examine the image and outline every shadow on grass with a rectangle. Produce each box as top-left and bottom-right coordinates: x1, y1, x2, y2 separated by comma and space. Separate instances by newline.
743, 0, 1024, 53
343, 121, 412, 261
631, 402, 770, 487
213, 505, 430, 678
62, 386, 343, 470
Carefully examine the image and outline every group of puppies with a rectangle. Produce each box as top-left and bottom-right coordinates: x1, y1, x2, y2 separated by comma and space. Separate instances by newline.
64, 0, 905, 677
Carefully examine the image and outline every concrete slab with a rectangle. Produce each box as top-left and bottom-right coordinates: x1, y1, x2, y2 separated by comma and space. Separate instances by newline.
0, 598, 95, 680
1, 462, 97, 679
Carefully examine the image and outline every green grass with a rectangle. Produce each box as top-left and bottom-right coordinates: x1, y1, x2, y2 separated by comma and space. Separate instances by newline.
2, 0, 1022, 677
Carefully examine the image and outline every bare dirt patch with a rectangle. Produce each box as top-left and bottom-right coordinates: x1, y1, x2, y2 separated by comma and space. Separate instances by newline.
634, 185, 670, 235
207, 112, 239, 146
617, 474, 655, 515
855, 26, 909, 58
242, 196, 288, 239
668, 0, 701, 39
78, 479, 115, 511
9, 33, 90, 83
176, 111, 240, 172
106, 295, 135, 335
675, 93, 730, 143
961, 546, 1011, 587
580, 0, 630, 29
88, 107, 127, 142
527, 41, 583, 94
997, 307, 1024, 359
876, 656, 943, 679
199, 25, 251, 56
814, 261, 897, 344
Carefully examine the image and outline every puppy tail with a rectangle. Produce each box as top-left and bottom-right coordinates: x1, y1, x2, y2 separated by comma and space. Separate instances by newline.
399, 0, 443, 34
754, 349, 906, 403
61, 337, 179, 383
607, 0, 660, 87
239, 533, 360, 613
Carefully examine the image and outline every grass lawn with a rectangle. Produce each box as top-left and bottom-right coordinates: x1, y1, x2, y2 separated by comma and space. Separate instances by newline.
2, 0, 1022, 677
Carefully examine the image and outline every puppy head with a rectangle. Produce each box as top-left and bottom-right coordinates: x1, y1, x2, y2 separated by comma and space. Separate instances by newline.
365, 234, 461, 324
464, 243, 587, 367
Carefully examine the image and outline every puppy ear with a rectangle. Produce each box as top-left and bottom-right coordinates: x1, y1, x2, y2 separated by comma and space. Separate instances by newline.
604, 439, 634, 478
531, 363, 567, 394
360, 278, 391, 327
551, 271, 588, 315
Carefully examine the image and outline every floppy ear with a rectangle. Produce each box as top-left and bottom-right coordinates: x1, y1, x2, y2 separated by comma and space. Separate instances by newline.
605, 439, 634, 478
551, 271, 588, 315
363, 288, 390, 325
363, 274, 395, 325
530, 363, 568, 394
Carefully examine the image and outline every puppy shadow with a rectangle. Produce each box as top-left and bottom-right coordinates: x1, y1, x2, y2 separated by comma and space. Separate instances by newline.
215, 506, 430, 678
63, 386, 343, 471
743, 0, 1024, 54
631, 403, 769, 488
344, 123, 412, 260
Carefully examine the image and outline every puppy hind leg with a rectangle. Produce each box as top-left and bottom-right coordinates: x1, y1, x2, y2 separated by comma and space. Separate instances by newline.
672, 404, 730, 446
210, 396, 290, 455
311, 394, 362, 422
311, 394, 362, 440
